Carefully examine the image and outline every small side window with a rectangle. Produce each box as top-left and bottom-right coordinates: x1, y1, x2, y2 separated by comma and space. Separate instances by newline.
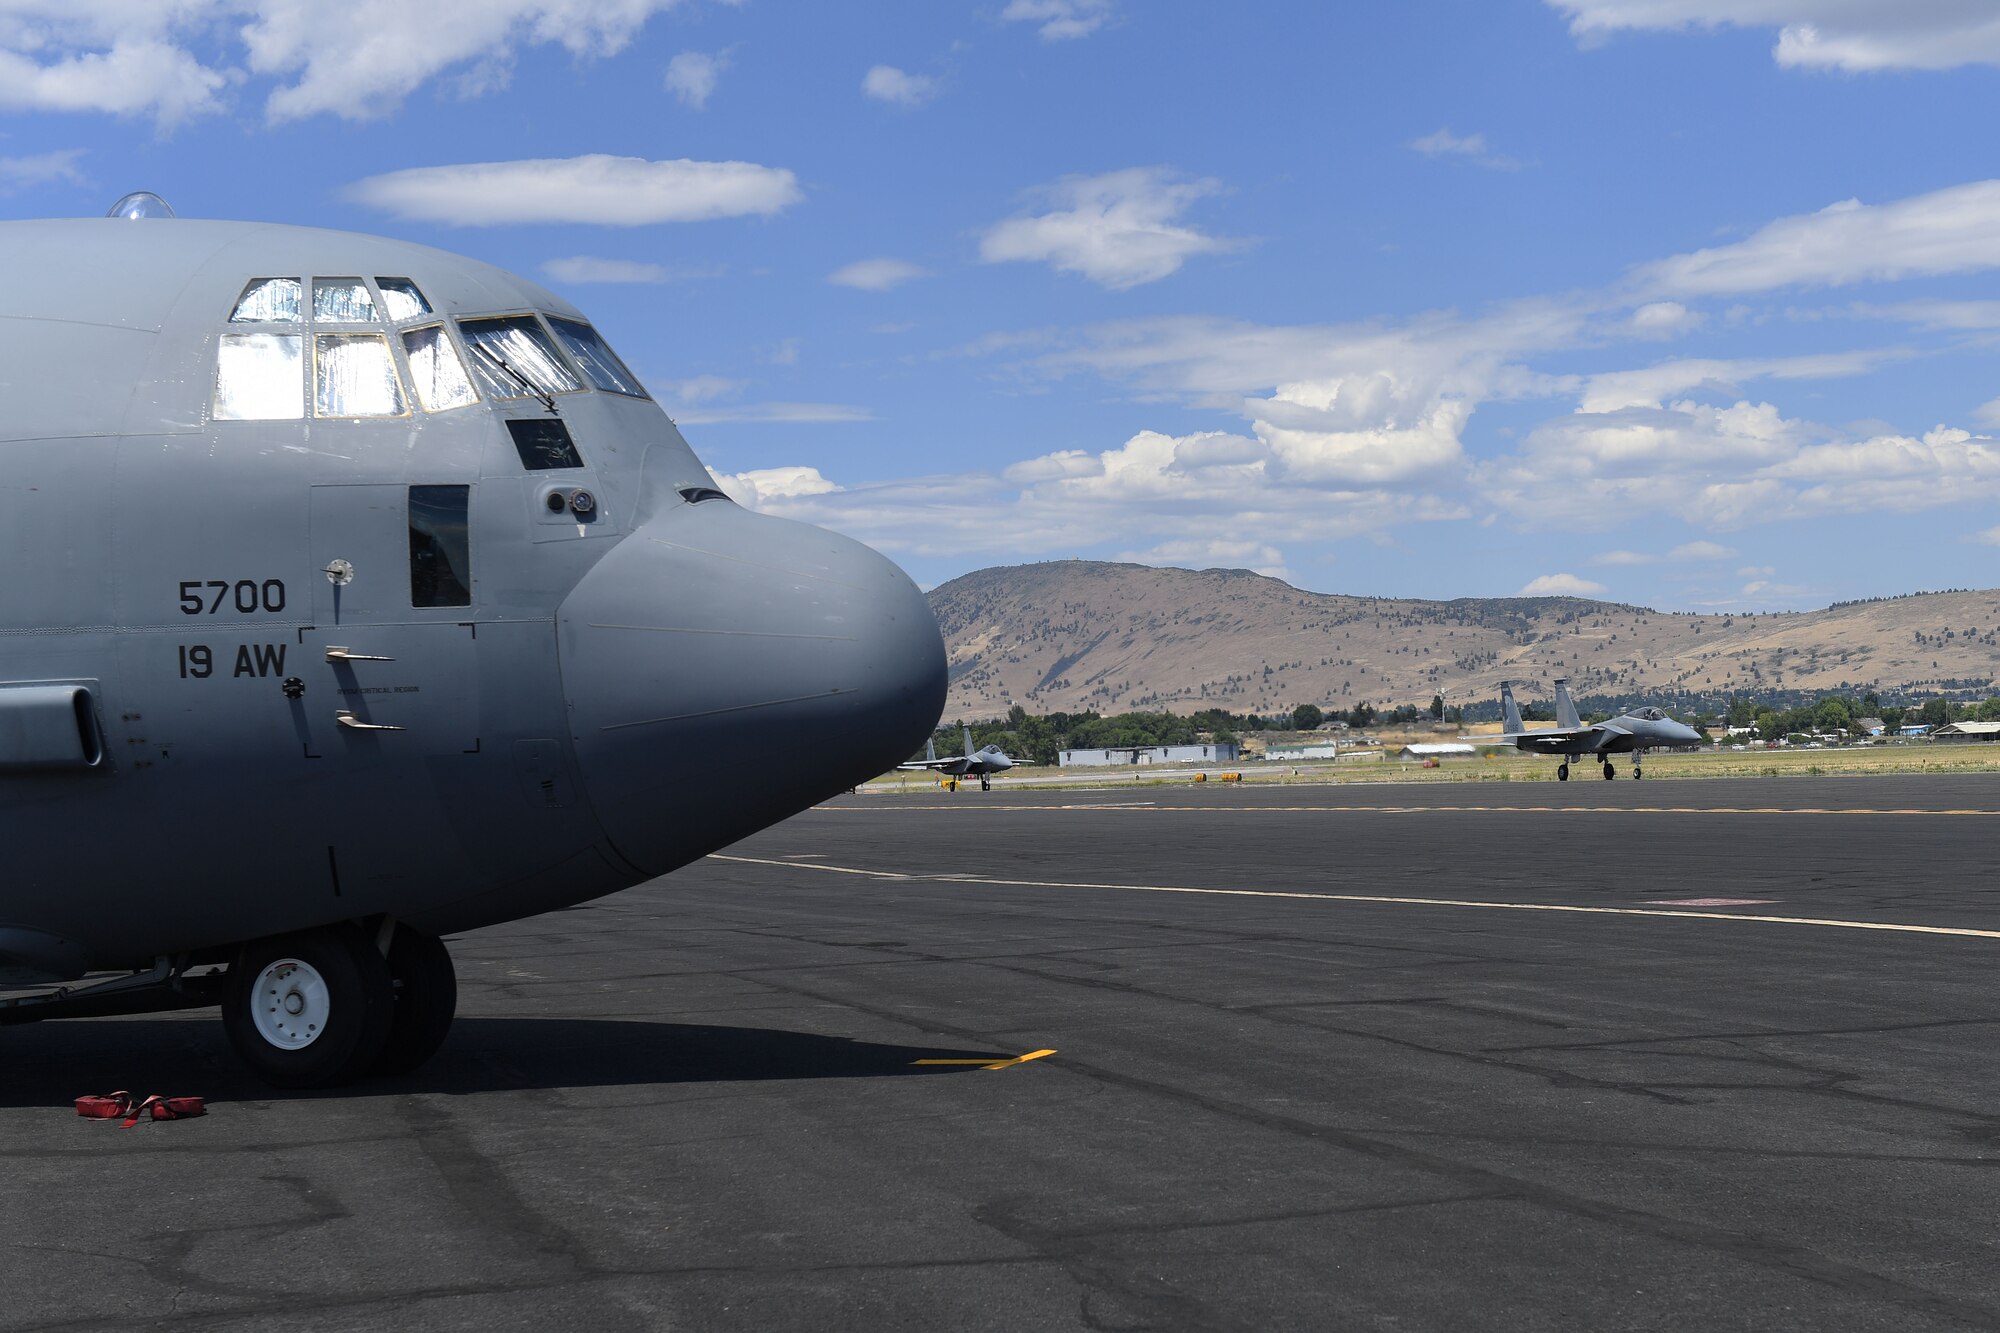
505, 419, 584, 470
409, 485, 471, 608
215, 333, 304, 420
403, 325, 478, 412
313, 278, 378, 323
231, 278, 302, 323
377, 278, 431, 321
315, 334, 406, 417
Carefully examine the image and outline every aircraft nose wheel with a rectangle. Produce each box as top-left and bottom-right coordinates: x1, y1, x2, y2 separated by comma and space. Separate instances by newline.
980, 776, 991, 791
1634, 765, 1644, 780
223, 925, 392, 1088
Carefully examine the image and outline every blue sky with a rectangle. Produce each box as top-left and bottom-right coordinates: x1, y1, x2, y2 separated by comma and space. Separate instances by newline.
5, 0, 2000, 609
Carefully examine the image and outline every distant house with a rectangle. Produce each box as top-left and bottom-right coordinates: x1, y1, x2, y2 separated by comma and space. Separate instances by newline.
1900, 724, 1932, 736
1932, 721, 2000, 741
1854, 717, 1886, 737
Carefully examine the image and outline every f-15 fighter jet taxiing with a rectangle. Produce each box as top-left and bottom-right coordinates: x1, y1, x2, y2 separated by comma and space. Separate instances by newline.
1481, 679, 1703, 781
0, 195, 947, 1087
899, 726, 1018, 790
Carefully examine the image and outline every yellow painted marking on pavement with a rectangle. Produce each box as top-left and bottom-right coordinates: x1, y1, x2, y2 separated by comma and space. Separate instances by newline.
823, 803, 1998, 817
712, 855, 2000, 942
913, 1049, 1058, 1070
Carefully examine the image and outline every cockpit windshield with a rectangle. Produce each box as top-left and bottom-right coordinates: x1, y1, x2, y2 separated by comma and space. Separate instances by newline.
1637, 708, 1665, 721
547, 318, 647, 398
457, 316, 582, 401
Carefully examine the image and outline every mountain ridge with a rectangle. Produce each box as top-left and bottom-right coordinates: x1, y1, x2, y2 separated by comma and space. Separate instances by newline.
924, 560, 2000, 718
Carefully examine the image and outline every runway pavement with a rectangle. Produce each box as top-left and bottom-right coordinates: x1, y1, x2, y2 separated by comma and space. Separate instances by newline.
5, 773, 2000, 1330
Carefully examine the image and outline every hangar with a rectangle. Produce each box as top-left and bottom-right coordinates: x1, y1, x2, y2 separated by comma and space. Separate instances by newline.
1059, 743, 1240, 767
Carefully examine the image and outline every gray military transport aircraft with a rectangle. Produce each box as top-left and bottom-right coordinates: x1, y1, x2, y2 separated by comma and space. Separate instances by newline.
898, 726, 1018, 790
0, 193, 946, 1087
1481, 678, 1702, 781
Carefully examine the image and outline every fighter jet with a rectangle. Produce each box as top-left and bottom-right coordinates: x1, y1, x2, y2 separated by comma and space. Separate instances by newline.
0, 195, 946, 1086
899, 726, 1018, 790
1480, 679, 1702, 781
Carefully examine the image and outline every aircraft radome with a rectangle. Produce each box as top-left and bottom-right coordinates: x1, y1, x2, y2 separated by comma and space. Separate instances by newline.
0, 194, 947, 1087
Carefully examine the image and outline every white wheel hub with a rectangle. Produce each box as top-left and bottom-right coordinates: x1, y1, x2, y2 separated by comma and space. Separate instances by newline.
249, 957, 330, 1049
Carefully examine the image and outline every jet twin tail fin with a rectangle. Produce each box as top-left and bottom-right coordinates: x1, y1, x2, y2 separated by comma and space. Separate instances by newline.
962, 725, 975, 759
1501, 680, 1524, 734
1554, 678, 1581, 730
925, 738, 937, 763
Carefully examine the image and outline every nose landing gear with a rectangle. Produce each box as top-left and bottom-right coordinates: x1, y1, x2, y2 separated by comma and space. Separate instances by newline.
222, 921, 457, 1088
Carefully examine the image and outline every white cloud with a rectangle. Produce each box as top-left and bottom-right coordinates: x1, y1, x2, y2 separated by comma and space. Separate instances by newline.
1636, 181, 2000, 298
1738, 565, 1777, 576
1575, 351, 1891, 413
0, 39, 227, 127
346, 155, 802, 226
243, 1, 688, 123
1593, 549, 1656, 566
1408, 127, 1520, 171
1001, 0, 1115, 41
0, 1, 699, 125
980, 168, 1239, 289
664, 50, 727, 109
1520, 573, 1607, 596
1976, 396, 2000, 429
1669, 540, 1736, 560
828, 258, 928, 291
862, 64, 938, 106
1972, 527, 2000, 547
542, 256, 721, 284
661, 375, 745, 404
0, 148, 85, 193
1627, 300, 1702, 338
715, 466, 843, 509
1548, 2, 2000, 72
676, 402, 873, 425
1118, 539, 1290, 580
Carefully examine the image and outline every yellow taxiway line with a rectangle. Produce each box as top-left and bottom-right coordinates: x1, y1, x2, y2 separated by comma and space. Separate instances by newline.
708, 854, 2000, 942
913, 1049, 1058, 1070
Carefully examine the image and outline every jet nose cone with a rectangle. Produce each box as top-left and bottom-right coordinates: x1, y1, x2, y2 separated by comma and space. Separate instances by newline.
558, 504, 945, 875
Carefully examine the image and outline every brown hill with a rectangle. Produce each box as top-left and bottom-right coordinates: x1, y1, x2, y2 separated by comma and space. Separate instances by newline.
925, 561, 2000, 718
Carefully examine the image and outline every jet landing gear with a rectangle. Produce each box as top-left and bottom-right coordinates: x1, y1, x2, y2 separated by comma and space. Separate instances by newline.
1602, 761, 1616, 780
1556, 762, 1569, 782
980, 775, 991, 792
221, 922, 457, 1088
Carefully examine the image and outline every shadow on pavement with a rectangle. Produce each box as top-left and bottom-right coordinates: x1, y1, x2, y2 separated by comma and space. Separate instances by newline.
0, 1015, 1021, 1107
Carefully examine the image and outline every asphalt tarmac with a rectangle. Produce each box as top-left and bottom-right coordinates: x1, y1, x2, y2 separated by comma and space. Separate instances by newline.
6, 773, 2000, 1331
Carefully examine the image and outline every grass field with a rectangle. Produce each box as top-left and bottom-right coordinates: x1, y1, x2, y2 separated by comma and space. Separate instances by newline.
867, 742, 2000, 791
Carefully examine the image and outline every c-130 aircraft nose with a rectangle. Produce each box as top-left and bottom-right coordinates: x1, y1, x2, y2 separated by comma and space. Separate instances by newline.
557, 501, 946, 875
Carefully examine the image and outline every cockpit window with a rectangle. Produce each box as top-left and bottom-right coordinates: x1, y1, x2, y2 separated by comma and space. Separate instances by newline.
402, 325, 478, 412
230, 278, 302, 323
313, 279, 378, 323
1638, 708, 1665, 721
215, 333, 303, 420
548, 318, 647, 398
457, 316, 582, 400
376, 278, 430, 321
315, 334, 406, 418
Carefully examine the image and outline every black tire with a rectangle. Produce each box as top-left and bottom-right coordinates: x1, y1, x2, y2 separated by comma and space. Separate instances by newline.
372, 926, 458, 1076
1556, 764, 1568, 782
1602, 763, 1616, 780
223, 925, 393, 1089
1634, 767, 1644, 780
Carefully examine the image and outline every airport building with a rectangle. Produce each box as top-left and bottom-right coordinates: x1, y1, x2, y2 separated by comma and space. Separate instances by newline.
1058, 743, 1240, 767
